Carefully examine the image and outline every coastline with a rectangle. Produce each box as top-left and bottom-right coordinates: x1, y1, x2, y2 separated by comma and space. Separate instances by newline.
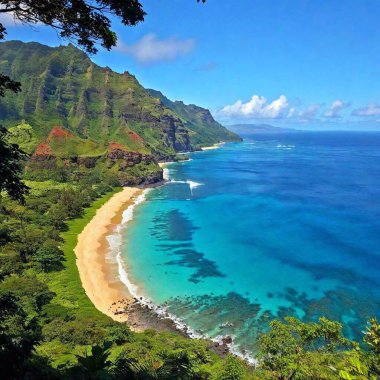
74, 146, 245, 359
74, 187, 141, 322
201, 142, 224, 150
73, 185, 189, 334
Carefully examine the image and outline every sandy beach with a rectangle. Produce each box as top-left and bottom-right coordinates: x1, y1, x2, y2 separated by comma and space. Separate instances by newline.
74, 187, 142, 322
201, 142, 224, 150
74, 146, 225, 326
74, 186, 188, 333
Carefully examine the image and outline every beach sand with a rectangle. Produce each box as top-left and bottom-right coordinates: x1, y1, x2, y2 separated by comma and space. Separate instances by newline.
74, 186, 186, 333
201, 143, 223, 150
75, 187, 141, 323
73, 182, 233, 356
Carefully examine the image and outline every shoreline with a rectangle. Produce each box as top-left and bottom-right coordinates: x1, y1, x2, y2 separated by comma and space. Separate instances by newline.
74, 185, 191, 334
74, 145, 246, 358
74, 187, 141, 322
201, 142, 224, 150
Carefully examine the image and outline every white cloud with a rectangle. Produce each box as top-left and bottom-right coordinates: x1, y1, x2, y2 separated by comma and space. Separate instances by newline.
324, 100, 348, 118
220, 94, 289, 119
116, 34, 195, 63
351, 103, 380, 117
290, 104, 321, 122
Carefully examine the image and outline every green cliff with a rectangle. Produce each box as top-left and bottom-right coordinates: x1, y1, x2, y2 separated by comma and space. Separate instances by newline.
147, 88, 241, 149
0, 41, 239, 185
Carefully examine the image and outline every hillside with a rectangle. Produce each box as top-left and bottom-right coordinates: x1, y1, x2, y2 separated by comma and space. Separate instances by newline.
0, 41, 239, 185
147, 89, 241, 148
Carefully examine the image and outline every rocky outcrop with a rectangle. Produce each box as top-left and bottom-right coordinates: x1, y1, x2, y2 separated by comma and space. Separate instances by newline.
160, 115, 191, 152
118, 170, 163, 186
106, 143, 163, 185
107, 143, 155, 167
71, 155, 102, 168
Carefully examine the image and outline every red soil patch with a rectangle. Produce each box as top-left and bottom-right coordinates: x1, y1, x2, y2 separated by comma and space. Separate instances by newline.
47, 126, 74, 141
34, 142, 54, 156
128, 131, 143, 142
108, 142, 128, 151
33, 126, 73, 157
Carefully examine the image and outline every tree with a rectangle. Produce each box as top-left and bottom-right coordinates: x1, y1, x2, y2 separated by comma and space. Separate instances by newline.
0, 0, 205, 53
364, 318, 380, 378
0, 23, 21, 95
211, 354, 245, 380
0, 23, 26, 203
76, 342, 112, 380
58, 188, 84, 218
0, 126, 29, 202
0, 292, 42, 379
158, 350, 195, 379
33, 240, 65, 272
0, 0, 145, 54
257, 317, 356, 380
46, 202, 68, 231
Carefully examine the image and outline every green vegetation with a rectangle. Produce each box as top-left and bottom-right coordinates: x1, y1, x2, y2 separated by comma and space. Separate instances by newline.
147, 89, 241, 148
0, 126, 29, 202
0, 41, 241, 190
1, 170, 380, 379
0, 41, 191, 158
0, 176, 254, 379
1, 3, 378, 379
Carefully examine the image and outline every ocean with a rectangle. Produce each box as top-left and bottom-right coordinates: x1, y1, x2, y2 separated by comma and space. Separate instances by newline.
118, 131, 380, 357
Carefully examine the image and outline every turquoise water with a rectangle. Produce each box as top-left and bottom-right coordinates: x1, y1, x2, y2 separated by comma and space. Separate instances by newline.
122, 132, 380, 354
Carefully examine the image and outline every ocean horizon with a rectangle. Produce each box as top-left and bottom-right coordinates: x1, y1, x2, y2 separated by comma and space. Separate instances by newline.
115, 131, 380, 356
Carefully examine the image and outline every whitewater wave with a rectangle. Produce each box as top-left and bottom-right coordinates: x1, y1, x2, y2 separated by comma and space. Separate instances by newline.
163, 167, 170, 181
166, 175, 203, 195
169, 180, 203, 195
276, 144, 295, 150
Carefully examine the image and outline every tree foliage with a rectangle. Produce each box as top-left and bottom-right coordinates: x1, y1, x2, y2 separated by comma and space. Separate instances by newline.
257, 317, 357, 380
0, 0, 145, 53
0, 126, 29, 202
0, 292, 42, 379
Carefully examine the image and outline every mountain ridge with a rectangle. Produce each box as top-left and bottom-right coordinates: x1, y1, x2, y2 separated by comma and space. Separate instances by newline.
0, 40, 240, 185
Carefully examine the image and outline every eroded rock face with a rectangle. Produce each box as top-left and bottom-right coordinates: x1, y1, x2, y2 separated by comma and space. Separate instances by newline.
76, 156, 102, 168
106, 144, 163, 185
118, 170, 163, 186
107, 147, 155, 168
160, 115, 192, 153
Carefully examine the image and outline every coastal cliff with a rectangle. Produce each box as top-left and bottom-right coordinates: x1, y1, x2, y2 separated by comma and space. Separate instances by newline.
0, 41, 240, 185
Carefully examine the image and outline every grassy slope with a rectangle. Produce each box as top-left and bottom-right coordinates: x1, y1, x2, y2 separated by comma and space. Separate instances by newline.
40, 189, 121, 321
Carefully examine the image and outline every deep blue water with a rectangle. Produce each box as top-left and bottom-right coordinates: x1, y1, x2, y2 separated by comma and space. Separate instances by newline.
122, 131, 380, 354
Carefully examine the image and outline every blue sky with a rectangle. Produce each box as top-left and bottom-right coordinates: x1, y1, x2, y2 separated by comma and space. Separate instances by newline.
2, 0, 380, 129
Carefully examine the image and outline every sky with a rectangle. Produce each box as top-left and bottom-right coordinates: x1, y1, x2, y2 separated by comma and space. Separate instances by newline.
1, 0, 380, 130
